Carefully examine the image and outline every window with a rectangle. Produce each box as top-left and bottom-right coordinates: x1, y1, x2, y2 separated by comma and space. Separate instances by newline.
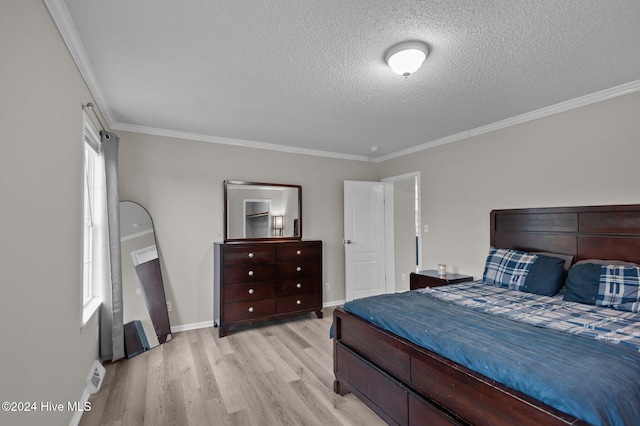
82, 114, 104, 325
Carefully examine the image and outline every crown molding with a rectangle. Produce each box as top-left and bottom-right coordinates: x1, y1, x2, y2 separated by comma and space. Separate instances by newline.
374, 79, 640, 163
44, 0, 640, 163
43, 0, 116, 128
111, 122, 374, 162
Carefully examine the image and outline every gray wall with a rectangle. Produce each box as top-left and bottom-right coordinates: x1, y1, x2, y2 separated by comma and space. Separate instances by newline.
1, 1, 100, 425
378, 91, 640, 280
3, 2, 640, 426
117, 131, 377, 326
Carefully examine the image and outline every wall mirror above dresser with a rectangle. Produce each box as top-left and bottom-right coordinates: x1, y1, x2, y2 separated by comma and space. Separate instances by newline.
217, 181, 322, 337
224, 180, 302, 242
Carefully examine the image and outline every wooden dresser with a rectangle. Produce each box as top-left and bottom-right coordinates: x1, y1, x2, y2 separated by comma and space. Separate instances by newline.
214, 240, 323, 337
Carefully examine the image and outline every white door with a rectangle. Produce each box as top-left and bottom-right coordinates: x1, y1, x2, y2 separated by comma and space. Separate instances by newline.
344, 181, 387, 301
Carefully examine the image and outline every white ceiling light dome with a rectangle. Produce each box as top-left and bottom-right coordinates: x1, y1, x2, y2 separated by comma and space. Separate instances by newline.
385, 41, 429, 77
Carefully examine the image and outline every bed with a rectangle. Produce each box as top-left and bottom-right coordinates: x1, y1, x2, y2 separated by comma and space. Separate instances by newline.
333, 204, 640, 425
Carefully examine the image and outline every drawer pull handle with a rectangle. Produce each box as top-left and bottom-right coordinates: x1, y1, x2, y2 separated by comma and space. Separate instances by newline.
248, 252, 254, 258
248, 307, 254, 313
248, 288, 254, 295
296, 283, 302, 289
296, 266, 302, 272
296, 250, 302, 255
296, 300, 301, 305
248, 270, 254, 276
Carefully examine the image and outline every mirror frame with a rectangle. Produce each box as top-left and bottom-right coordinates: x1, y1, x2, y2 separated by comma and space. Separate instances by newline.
224, 180, 302, 242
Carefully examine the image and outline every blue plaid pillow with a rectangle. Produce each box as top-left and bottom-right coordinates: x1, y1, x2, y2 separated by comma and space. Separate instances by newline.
597, 265, 640, 313
483, 247, 538, 290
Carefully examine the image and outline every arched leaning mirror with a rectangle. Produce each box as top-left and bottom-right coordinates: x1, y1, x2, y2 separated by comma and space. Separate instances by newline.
120, 201, 171, 358
224, 180, 302, 242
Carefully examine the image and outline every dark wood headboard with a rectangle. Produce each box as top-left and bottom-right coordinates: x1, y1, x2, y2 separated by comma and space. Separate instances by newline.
490, 204, 640, 265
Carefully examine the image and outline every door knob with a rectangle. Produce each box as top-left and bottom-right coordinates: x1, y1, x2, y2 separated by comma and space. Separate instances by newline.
344, 239, 355, 245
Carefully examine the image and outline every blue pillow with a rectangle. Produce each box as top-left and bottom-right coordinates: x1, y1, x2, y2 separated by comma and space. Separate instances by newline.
482, 248, 564, 295
563, 263, 600, 304
521, 254, 565, 296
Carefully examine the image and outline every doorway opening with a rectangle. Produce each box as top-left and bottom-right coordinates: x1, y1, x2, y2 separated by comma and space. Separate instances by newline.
382, 172, 421, 293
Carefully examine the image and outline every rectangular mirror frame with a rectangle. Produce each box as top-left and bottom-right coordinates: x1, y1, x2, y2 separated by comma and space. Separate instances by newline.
224, 180, 302, 242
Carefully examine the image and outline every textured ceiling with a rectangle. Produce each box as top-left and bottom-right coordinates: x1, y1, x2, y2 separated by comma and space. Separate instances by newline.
54, 0, 640, 160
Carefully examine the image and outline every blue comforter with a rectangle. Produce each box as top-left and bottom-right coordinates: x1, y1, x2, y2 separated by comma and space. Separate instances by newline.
343, 291, 640, 426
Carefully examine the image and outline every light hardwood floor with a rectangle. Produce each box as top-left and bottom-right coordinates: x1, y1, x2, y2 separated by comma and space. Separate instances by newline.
79, 308, 386, 426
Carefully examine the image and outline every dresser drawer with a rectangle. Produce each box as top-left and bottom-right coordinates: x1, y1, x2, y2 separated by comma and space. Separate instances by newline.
224, 263, 276, 285
276, 260, 321, 279
215, 240, 323, 337
276, 278, 321, 296
224, 281, 276, 303
276, 241, 321, 261
276, 293, 321, 313
225, 299, 275, 322
223, 245, 276, 265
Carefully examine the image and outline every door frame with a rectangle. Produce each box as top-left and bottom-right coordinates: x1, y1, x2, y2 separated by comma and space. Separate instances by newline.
381, 171, 422, 293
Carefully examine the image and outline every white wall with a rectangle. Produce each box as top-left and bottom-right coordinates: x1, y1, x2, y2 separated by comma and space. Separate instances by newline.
117, 132, 377, 327
377, 91, 640, 280
0, 1, 100, 425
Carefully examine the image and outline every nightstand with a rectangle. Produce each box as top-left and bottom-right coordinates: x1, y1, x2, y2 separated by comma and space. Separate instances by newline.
410, 270, 474, 290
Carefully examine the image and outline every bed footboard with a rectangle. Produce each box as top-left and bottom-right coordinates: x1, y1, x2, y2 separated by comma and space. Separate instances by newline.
333, 307, 585, 426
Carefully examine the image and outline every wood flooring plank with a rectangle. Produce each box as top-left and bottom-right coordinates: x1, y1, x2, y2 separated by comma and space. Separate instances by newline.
261, 372, 331, 426
143, 344, 166, 426
207, 351, 249, 414
287, 378, 349, 426
202, 393, 235, 425
121, 352, 148, 426
99, 357, 132, 424
189, 340, 222, 401
217, 339, 284, 426
228, 333, 305, 425
248, 329, 300, 383
164, 378, 188, 426
81, 308, 388, 426
228, 328, 276, 374
183, 387, 212, 426
270, 324, 336, 389
197, 327, 217, 349
262, 331, 315, 384
162, 335, 182, 383
176, 333, 200, 391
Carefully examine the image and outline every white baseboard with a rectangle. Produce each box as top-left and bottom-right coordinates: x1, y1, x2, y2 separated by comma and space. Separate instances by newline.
171, 320, 215, 333
170, 302, 344, 334
69, 362, 98, 426
68, 389, 90, 426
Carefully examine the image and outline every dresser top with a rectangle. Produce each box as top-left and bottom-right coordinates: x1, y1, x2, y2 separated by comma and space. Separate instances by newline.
216, 240, 321, 245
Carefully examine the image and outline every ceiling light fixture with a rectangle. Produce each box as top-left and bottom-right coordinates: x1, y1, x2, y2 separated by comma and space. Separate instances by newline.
385, 41, 429, 77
